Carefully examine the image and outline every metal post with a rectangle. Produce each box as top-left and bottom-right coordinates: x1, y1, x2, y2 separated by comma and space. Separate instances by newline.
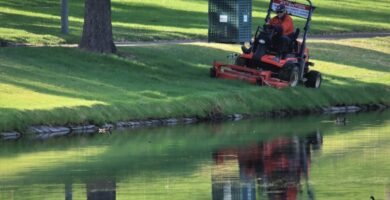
265, 0, 273, 23
61, 0, 69, 34
298, 0, 314, 79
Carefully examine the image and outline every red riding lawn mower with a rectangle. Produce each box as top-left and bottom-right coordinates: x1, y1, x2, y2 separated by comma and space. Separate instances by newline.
210, 0, 322, 89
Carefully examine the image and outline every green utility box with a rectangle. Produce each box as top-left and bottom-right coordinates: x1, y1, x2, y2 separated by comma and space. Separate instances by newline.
208, 0, 252, 43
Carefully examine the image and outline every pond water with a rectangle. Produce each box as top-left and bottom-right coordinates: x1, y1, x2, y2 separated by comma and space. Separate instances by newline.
0, 111, 389, 200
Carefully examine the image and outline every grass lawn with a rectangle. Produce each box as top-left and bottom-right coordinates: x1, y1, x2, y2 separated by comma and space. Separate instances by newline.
0, 36, 389, 132
0, 0, 389, 45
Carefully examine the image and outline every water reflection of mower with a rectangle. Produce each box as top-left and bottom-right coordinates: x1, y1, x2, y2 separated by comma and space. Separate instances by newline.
211, 132, 322, 200
210, 0, 322, 89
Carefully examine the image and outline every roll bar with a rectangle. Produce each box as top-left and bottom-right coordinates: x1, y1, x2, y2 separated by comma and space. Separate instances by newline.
299, 0, 314, 57
265, 0, 315, 21
298, 0, 314, 79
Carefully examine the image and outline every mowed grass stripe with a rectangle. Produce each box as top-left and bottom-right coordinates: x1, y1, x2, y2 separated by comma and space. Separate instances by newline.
0, 37, 389, 131
0, 0, 389, 44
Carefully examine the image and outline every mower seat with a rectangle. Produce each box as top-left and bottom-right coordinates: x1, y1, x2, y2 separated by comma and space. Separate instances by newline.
269, 28, 300, 57
291, 28, 300, 41
272, 29, 300, 58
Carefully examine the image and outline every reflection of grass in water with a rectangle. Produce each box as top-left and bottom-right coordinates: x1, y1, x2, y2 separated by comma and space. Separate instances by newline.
311, 123, 390, 200
1, 183, 87, 200
0, 111, 389, 199
0, 114, 329, 179
0, 146, 108, 180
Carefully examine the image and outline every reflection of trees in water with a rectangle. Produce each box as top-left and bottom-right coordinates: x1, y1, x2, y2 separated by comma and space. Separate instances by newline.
64, 179, 116, 200
212, 132, 322, 200
87, 180, 116, 200
65, 182, 72, 200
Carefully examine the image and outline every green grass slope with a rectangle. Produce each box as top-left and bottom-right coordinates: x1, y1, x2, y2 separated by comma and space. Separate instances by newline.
0, 37, 389, 132
0, 0, 389, 45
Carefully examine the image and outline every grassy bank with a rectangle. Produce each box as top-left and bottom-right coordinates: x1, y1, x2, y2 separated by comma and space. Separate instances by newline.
0, 0, 389, 45
0, 36, 389, 132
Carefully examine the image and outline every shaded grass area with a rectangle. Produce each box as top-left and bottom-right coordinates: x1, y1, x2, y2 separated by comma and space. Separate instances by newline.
253, 0, 390, 34
0, 0, 389, 44
0, 37, 389, 132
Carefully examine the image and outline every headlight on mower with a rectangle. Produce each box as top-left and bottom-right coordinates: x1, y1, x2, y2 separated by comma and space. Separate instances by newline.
259, 39, 266, 44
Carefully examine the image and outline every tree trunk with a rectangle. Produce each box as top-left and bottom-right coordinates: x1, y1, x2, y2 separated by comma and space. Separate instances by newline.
79, 0, 116, 53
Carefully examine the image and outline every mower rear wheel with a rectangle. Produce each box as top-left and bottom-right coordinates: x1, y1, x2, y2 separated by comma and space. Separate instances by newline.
279, 64, 299, 87
304, 70, 322, 88
210, 67, 217, 78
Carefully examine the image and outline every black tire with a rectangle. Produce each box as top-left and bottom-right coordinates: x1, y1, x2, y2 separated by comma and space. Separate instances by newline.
304, 70, 322, 88
279, 63, 299, 87
210, 67, 216, 78
235, 56, 247, 67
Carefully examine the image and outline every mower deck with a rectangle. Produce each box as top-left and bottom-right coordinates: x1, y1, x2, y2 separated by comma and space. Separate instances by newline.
212, 62, 290, 89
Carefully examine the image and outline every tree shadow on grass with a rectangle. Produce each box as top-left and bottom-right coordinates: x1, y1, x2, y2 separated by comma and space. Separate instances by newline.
0, 45, 236, 102
313, 6, 390, 23
0, 12, 83, 43
308, 41, 389, 73
113, 26, 206, 42
0, 45, 243, 131
2, 0, 390, 44
0, 0, 83, 43
0, 43, 388, 132
111, 2, 207, 29
0, 0, 209, 43
112, 2, 210, 41
0, 0, 60, 15
252, 0, 390, 34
